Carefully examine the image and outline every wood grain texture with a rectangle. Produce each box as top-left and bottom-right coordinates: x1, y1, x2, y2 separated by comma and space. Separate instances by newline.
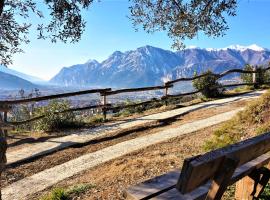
125, 170, 179, 200
177, 132, 270, 193
125, 153, 270, 199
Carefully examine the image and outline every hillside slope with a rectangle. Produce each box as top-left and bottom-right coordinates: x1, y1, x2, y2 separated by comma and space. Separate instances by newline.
0, 71, 37, 90
205, 90, 270, 150
0, 65, 45, 84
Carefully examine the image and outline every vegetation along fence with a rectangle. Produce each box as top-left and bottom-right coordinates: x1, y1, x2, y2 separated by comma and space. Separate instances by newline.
1, 65, 270, 130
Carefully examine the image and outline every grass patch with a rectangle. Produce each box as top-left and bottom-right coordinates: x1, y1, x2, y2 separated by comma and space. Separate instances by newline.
204, 89, 270, 199
204, 90, 270, 151
40, 188, 68, 200
84, 114, 106, 125
40, 183, 95, 200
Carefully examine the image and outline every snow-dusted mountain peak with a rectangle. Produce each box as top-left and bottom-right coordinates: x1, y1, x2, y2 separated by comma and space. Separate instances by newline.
85, 59, 99, 64
224, 44, 266, 52
186, 44, 267, 52
50, 44, 270, 88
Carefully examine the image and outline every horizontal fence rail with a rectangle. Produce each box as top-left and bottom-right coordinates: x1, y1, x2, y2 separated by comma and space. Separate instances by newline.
0, 88, 111, 105
166, 66, 270, 85
0, 64, 270, 125
101, 85, 173, 96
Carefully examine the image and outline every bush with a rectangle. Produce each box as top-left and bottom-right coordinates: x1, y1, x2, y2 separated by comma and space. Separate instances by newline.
192, 70, 223, 98
33, 100, 80, 132
241, 64, 253, 83
40, 184, 95, 200
85, 114, 105, 125
40, 188, 68, 200
241, 64, 270, 88
10, 105, 33, 131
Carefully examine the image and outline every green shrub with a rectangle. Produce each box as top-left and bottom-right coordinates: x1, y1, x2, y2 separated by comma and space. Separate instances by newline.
85, 114, 105, 124
192, 70, 223, 98
33, 100, 79, 132
66, 183, 95, 196
260, 184, 270, 199
40, 184, 94, 200
241, 64, 270, 88
10, 105, 33, 131
40, 188, 68, 200
241, 64, 253, 83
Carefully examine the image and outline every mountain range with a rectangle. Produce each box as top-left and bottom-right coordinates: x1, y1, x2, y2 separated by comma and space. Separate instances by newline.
0, 65, 45, 84
50, 44, 270, 88
1, 44, 270, 90
0, 71, 37, 90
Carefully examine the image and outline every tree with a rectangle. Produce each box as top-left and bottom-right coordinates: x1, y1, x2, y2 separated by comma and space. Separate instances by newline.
241, 64, 253, 83
0, 1, 93, 199
1, 0, 239, 65
0, 0, 94, 66
130, 0, 237, 49
192, 70, 223, 98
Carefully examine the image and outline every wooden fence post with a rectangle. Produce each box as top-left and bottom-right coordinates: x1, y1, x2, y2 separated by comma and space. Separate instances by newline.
3, 111, 7, 137
253, 66, 259, 89
164, 83, 169, 106
0, 107, 8, 200
102, 93, 107, 121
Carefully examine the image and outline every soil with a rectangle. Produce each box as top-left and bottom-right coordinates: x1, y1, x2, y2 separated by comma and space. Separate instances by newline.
1, 99, 249, 190
29, 124, 222, 200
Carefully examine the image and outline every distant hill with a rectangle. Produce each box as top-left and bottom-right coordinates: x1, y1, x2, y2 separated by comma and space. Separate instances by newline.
0, 71, 37, 90
0, 65, 45, 84
50, 44, 270, 88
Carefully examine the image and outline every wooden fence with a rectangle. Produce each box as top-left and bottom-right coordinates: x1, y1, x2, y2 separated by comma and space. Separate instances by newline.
1, 65, 270, 127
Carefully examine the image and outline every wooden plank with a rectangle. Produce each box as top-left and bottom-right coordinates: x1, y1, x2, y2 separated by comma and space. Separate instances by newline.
125, 154, 270, 200
177, 132, 270, 193
230, 153, 270, 184
154, 185, 210, 200
205, 156, 239, 200
125, 170, 179, 200
0, 88, 111, 105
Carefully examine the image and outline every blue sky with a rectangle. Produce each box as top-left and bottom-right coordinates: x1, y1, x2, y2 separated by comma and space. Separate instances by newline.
10, 0, 270, 80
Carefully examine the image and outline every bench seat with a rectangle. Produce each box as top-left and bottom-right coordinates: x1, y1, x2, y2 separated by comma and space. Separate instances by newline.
126, 153, 270, 199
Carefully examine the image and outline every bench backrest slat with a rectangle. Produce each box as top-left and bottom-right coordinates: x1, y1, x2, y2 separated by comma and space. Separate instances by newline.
177, 132, 270, 193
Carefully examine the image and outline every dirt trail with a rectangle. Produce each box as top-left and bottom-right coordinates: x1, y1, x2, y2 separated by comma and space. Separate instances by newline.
7, 91, 264, 165
2, 109, 242, 200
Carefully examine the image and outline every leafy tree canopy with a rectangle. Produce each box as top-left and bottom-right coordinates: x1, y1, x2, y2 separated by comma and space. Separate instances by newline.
130, 0, 237, 48
0, 0, 93, 65
0, 0, 238, 66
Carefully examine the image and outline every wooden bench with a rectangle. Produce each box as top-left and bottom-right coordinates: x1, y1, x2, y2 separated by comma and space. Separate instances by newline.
125, 132, 270, 200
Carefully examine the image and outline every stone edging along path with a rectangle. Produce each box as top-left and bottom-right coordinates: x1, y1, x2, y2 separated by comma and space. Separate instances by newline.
7, 91, 264, 165
3, 108, 243, 200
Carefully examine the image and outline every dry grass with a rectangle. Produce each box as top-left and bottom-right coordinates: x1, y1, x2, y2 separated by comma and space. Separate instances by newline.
30, 124, 221, 200
204, 90, 270, 151
2, 99, 249, 189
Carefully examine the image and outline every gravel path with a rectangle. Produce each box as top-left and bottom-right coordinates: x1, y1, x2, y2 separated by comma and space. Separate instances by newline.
2, 108, 244, 200
7, 91, 264, 165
